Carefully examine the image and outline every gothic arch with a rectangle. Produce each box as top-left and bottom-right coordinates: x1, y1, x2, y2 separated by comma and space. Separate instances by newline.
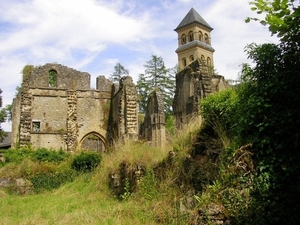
79, 131, 107, 153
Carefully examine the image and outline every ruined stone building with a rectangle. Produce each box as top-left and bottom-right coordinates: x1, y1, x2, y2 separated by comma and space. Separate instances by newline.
11, 64, 139, 152
10, 8, 228, 151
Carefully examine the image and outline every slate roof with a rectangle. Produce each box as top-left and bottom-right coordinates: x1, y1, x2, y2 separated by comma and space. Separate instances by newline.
175, 8, 213, 31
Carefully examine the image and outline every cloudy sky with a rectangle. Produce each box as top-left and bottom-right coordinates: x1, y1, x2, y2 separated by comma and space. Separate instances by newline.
0, 0, 278, 131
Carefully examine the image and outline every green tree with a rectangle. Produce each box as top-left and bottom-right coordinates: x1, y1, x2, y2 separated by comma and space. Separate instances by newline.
136, 55, 175, 114
0, 89, 7, 142
231, 1, 300, 223
109, 62, 129, 83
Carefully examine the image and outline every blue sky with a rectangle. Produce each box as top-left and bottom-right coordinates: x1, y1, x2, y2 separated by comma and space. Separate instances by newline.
0, 0, 278, 131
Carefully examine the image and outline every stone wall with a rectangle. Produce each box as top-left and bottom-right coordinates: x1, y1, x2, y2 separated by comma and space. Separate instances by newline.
12, 64, 112, 151
107, 76, 139, 145
140, 89, 166, 147
28, 63, 90, 90
173, 59, 228, 128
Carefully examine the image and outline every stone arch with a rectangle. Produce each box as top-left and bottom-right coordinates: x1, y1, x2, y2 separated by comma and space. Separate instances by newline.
79, 131, 107, 153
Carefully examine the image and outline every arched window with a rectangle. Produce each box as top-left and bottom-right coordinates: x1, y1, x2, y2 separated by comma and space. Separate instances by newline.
207, 57, 212, 66
49, 69, 57, 87
204, 33, 209, 44
182, 58, 187, 67
181, 34, 186, 45
188, 31, 194, 42
201, 55, 205, 62
189, 55, 194, 62
199, 31, 203, 41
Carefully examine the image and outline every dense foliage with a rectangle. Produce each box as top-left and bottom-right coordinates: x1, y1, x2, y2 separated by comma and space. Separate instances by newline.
71, 151, 102, 172
200, 0, 300, 223
2, 147, 70, 165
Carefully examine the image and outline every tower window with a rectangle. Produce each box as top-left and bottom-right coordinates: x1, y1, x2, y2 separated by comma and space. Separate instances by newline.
188, 31, 194, 42
207, 57, 212, 66
189, 55, 194, 62
204, 33, 209, 44
199, 31, 203, 42
181, 34, 186, 45
49, 69, 57, 87
182, 58, 187, 67
201, 55, 205, 62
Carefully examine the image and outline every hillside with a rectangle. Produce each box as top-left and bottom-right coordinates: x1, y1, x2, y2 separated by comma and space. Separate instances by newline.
0, 116, 236, 224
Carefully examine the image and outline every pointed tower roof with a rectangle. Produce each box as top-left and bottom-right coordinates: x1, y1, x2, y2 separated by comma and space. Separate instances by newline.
174, 8, 213, 31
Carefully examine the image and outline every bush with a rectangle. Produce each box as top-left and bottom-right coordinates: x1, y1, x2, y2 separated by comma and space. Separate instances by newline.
2, 147, 33, 163
71, 152, 101, 172
31, 148, 70, 163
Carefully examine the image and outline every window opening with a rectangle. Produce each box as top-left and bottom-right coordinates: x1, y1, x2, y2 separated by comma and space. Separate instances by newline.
49, 70, 57, 87
32, 121, 41, 132
201, 55, 205, 62
189, 55, 194, 62
182, 58, 187, 67
204, 34, 209, 44
207, 57, 212, 66
199, 31, 203, 41
181, 34, 186, 45
188, 31, 194, 42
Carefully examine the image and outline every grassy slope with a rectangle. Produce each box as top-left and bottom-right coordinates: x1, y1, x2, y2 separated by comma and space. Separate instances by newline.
0, 118, 203, 225
0, 175, 159, 225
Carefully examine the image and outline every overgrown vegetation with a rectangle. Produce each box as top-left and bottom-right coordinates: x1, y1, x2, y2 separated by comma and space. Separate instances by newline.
71, 151, 101, 172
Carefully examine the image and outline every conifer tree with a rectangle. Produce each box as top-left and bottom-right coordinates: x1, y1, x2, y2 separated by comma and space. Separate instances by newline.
136, 55, 175, 114
109, 62, 129, 83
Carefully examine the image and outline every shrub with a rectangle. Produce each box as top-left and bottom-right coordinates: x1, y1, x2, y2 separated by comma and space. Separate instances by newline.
2, 147, 33, 163
71, 152, 101, 172
31, 148, 70, 163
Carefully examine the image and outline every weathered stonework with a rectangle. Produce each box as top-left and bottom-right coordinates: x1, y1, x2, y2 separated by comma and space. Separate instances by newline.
12, 64, 115, 151
173, 59, 228, 128
140, 89, 166, 147
66, 90, 78, 151
107, 76, 139, 145
19, 75, 32, 147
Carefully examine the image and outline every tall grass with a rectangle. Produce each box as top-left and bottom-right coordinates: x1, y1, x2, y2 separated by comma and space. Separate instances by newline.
0, 120, 205, 224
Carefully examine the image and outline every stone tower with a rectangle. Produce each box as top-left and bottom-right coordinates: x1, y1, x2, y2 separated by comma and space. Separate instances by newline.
174, 8, 215, 70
